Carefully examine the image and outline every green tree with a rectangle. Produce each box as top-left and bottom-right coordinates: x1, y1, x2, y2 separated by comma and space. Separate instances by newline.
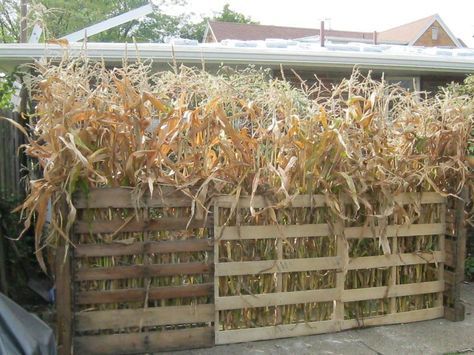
214, 4, 257, 24
0, 0, 257, 43
184, 3, 258, 42
0, 0, 20, 42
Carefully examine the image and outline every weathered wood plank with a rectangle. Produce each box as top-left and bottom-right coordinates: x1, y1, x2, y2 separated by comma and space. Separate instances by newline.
213, 201, 221, 343
75, 304, 214, 331
76, 283, 213, 305
445, 188, 468, 321
73, 187, 193, 209
74, 239, 213, 257
445, 239, 455, 258
75, 191, 444, 210
342, 281, 444, 302
215, 256, 341, 276
213, 192, 444, 210
56, 245, 73, 355
74, 327, 214, 354
344, 223, 445, 239
347, 251, 445, 270
215, 307, 444, 345
342, 306, 444, 329
215, 288, 338, 311
75, 262, 212, 281
392, 192, 445, 205
444, 270, 455, 285
217, 224, 330, 241
214, 194, 326, 208
334, 219, 347, 325
218, 223, 444, 241
215, 320, 338, 345
74, 217, 208, 234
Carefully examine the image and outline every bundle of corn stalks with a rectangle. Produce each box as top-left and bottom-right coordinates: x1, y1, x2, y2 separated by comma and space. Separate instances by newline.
5, 56, 472, 271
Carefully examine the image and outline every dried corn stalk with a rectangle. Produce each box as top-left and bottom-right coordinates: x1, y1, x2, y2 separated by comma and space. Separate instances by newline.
6, 55, 472, 270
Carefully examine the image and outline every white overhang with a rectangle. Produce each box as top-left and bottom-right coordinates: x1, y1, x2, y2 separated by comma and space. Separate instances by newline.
0, 42, 473, 74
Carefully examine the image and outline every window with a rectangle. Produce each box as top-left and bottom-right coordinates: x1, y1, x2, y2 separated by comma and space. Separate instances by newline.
386, 76, 421, 92
431, 27, 439, 40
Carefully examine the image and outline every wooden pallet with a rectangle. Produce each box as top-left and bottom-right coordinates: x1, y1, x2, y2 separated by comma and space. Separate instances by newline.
444, 187, 468, 321
54, 188, 467, 352
213, 192, 449, 345
56, 187, 214, 355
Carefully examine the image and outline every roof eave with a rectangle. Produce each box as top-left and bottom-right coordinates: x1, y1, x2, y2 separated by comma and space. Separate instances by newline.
0, 43, 472, 74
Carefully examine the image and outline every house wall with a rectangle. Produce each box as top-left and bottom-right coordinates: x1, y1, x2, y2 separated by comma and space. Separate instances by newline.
414, 20, 457, 47
274, 69, 465, 97
420, 75, 464, 94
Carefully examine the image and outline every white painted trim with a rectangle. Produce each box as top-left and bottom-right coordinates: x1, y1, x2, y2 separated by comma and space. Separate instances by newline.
28, 23, 43, 43
385, 75, 421, 92
409, 14, 463, 48
62, 4, 154, 42
206, 21, 218, 43
0, 43, 472, 74
202, 22, 210, 43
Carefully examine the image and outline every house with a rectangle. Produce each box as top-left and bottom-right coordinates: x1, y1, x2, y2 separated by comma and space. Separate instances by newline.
0, 13, 471, 97
203, 14, 465, 48
0, 40, 472, 96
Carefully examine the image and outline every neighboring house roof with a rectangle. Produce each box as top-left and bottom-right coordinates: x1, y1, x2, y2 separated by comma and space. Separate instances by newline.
205, 15, 464, 48
377, 14, 437, 43
206, 21, 373, 42
377, 14, 463, 47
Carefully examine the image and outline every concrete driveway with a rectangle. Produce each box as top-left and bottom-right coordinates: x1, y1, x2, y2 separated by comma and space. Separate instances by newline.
173, 282, 474, 355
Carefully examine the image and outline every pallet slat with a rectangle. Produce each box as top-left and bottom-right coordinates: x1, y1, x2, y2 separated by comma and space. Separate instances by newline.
347, 251, 444, 270
74, 239, 213, 257
215, 256, 340, 276
214, 192, 445, 210
214, 194, 326, 208
216, 307, 444, 344
342, 281, 444, 302
217, 224, 330, 241
215, 288, 339, 311
75, 262, 212, 281
216, 320, 338, 345
76, 283, 213, 305
341, 306, 444, 329
74, 327, 214, 354
74, 187, 193, 209
75, 304, 214, 331
75, 217, 208, 234
344, 223, 444, 239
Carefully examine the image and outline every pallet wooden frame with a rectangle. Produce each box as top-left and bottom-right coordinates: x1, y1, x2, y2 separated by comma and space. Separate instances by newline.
56, 187, 215, 355
444, 187, 468, 321
213, 192, 454, 345
55, 188, 468, 352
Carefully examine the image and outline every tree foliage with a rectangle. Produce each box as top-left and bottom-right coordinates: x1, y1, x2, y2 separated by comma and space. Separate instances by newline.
214, 4, 257, 24
0, 0, 19, 42
0, 1, 257, 43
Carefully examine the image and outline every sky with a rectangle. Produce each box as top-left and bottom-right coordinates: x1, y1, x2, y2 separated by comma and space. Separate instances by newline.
164, 0, 474, 47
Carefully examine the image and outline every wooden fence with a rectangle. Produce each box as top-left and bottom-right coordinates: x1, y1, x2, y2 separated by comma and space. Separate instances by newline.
55, 188, 468, 354
59, 188, 215, 355
0, 109, 24, 201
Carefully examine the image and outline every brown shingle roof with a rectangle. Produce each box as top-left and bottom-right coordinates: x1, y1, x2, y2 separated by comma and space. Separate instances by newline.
207, 21, 373, 42
377, 14, 436, 44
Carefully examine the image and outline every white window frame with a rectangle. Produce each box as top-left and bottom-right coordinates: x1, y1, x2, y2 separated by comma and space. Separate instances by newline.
385, 76, 421, 93
431, 27, 439, 41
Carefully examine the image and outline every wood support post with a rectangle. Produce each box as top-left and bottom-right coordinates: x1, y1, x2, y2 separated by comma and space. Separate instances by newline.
444, 187, 467, 321
56, 243, 73, 355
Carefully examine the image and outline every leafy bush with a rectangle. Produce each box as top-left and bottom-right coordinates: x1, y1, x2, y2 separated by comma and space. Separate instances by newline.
466, 256, 474, 281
